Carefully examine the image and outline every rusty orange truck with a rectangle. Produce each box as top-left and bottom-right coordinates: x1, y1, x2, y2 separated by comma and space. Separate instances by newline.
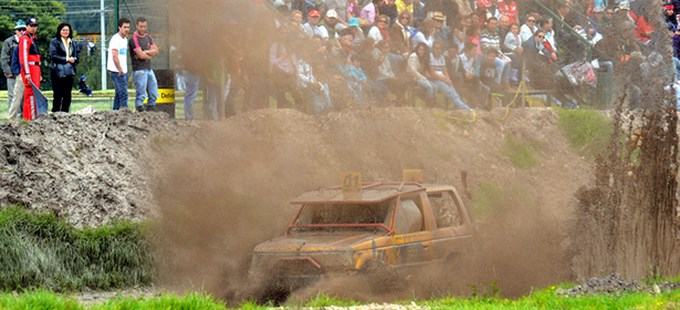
248, 182, 475, 302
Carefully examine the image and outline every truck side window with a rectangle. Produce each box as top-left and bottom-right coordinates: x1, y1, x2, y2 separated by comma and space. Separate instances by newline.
394, 199, 423, 234
428, 191, 463, 228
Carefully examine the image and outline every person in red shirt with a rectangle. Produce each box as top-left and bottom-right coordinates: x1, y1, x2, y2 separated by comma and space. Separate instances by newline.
19, 17, 41, 121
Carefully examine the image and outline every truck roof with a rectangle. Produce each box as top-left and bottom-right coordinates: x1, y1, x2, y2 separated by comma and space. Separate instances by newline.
290, 182, 426, 205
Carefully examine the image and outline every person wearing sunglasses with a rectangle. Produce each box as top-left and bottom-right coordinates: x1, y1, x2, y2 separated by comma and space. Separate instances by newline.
519, 13, 539, 42
367, 15, 390, 43
389, 11, 413, 60
522, 29, 555, 90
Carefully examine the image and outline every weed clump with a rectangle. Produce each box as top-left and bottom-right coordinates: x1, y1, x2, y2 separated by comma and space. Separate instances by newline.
0, 207, 153, 291
556, 109, 612, 158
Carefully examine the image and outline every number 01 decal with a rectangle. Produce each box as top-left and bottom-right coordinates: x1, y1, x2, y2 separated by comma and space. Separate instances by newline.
341, 172, 362, 192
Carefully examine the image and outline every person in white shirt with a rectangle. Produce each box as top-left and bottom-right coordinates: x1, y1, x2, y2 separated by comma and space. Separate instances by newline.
107, 18, 131, 110
519, 13, 538, 43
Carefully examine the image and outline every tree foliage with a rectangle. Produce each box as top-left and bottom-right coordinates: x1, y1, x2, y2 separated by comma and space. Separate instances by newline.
0, 0, 67, 87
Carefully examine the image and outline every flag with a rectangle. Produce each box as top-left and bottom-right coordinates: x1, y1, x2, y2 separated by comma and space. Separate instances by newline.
29, 79, 49, 115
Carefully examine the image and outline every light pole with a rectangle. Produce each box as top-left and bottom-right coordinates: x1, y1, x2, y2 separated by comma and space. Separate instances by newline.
100, 0, 107, 90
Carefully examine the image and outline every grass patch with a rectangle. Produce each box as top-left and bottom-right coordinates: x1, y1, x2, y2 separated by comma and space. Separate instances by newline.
0, 207, 153, 292
556, 108, 612, 158
503, 135, 539, 169
95, 293, 225, 310
0, 285, 678, 309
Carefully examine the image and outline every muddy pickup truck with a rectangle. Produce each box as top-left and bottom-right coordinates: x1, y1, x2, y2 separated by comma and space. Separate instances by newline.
248, 182, 474, 301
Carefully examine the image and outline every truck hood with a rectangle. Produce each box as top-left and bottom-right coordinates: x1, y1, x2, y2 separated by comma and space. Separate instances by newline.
254, 231, 381, 253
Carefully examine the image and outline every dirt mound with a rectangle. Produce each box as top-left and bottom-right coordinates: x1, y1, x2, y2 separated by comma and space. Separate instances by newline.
0, 111, 183, 227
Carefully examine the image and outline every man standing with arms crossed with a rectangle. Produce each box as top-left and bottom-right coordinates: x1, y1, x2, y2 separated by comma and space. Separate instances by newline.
108, 18, 131, 111
1, 20, 25, 116
129, 17, 159, 112
19, 17, 41, 121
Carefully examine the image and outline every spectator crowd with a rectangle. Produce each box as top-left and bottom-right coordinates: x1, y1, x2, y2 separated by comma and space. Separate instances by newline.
0, 16, 160, 121
1, 0, 677, 121
194, 0, 671, 116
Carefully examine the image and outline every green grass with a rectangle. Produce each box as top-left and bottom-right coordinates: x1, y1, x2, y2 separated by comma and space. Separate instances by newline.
0, 89, 199, 121
503, 135, 539, 169
0, 285, 678, 309
556, 108, 613, 158
0, 207, 153, 292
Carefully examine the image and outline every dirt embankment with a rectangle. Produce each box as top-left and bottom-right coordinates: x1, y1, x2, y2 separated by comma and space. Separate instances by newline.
0, 111, 183, 227
0, 108, 594, 300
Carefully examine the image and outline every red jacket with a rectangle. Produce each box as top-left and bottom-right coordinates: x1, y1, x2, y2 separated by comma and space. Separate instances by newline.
18, 33, 40, 75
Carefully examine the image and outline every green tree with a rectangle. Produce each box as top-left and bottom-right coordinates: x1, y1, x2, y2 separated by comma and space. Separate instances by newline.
0, 0, 66, 88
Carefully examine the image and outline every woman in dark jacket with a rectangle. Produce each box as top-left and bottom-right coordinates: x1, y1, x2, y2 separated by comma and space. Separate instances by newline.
50, 22, 78, 113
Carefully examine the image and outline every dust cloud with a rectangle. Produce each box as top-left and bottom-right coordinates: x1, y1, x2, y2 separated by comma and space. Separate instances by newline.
149, 108, 585, 304
147, 0, 678, 305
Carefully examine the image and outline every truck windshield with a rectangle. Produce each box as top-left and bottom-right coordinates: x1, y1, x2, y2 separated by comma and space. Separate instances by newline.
293, 201, 392, 231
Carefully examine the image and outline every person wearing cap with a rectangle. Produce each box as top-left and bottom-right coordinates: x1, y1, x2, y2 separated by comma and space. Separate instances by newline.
665, 4, 677, 30
18, 17, 41, 121
431, 11, 451, 50
1, 20, 26, 117
107, 18, 131, 111
322, 9, 347, 40
302, 10, 330, 40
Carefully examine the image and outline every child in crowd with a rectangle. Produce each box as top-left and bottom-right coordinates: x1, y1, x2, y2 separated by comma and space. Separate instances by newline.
78, 75, 93, 97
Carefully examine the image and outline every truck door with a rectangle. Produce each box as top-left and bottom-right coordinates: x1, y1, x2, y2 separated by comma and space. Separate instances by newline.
384, 195, 434, 267
427, 190, 473, 261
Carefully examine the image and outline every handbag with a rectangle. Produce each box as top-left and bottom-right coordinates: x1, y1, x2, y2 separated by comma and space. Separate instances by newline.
57, 62, 76, 78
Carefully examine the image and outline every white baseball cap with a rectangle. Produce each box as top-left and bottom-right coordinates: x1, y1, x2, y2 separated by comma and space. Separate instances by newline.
326, 9, 338, 19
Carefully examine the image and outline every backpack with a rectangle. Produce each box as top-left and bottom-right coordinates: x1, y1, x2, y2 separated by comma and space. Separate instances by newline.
10, 44, 20, 76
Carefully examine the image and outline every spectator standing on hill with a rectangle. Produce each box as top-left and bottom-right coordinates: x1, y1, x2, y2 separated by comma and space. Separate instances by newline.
130, 17, 159, 112
19, 17, 41, 121
108, 18, 131, 111
2, 20, 25, 115
49, 22, 79, 113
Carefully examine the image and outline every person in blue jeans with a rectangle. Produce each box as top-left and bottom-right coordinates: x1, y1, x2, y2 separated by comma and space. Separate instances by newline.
107, 18, 130, 110
181, 70, 200, 120
129, 17, 159, 112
